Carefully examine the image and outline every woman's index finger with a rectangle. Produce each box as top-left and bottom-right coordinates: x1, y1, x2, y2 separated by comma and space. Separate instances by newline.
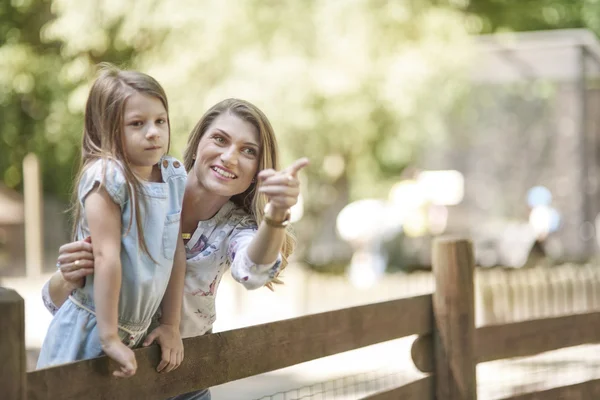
285, 157, 309, 177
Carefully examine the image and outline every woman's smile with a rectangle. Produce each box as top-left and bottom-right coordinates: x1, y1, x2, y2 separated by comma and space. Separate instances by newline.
210, 165, 237, 180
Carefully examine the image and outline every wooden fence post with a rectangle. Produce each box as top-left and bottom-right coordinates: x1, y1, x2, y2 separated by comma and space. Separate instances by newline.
432, 237, 477, 400
0, 288, 26, 400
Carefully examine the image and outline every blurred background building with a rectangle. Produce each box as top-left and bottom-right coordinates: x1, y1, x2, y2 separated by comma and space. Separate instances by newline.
414, 29, 600, 268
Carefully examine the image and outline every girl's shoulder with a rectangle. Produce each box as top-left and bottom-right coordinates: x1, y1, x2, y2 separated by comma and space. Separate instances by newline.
79, 158, 128, 205
82, 157, 124, 176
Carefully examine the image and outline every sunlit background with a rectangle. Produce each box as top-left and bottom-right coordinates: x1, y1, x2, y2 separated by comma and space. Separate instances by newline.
3, 1, 600, 399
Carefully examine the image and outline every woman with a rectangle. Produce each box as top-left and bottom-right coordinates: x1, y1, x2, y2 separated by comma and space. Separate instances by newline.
44, 98, 308, 400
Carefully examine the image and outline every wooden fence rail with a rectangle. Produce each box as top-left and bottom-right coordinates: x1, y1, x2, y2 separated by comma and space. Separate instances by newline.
1, 237, 599, 400
410, 311, 600, 372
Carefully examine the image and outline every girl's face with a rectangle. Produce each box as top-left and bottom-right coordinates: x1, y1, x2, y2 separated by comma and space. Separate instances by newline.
191, 112, 260, 198
122, 92, 169, 179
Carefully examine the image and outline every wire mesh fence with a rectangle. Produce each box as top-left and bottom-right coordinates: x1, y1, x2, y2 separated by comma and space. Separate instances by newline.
253, 368, 417, 400
478, 343, 600, 399
252, 343, 600, 399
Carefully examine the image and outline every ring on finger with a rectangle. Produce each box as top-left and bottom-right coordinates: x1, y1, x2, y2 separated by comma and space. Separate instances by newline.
56, 261, 61, 268
74, 260, 80, 266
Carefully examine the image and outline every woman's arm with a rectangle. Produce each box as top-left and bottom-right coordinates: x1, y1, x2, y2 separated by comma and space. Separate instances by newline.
229, 228, 283, 290
229, 158, 308, 290
246, 158, 308, 265
46, 272, 76, 309
245, 212, 287, 266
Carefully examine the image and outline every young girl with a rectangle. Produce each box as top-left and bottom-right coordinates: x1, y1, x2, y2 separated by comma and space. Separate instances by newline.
36, 64, 187, 378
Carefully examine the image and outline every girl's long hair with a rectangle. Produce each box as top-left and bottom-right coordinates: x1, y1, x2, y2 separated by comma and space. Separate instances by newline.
71, 63, 170, 260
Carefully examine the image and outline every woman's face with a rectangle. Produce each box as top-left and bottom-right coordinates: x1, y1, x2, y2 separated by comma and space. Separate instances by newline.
191, 112, 261, 198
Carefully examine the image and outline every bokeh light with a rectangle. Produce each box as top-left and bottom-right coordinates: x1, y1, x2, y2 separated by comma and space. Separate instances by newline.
527, 185, 553, 208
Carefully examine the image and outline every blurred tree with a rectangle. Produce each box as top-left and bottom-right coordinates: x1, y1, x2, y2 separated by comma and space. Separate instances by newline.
466, 1, 583, 33
131, 1, 473, 265
2, 0, 473, 266
0, 0, 137, 201
450, 0, 600, 37
0, 0, 72, 198
5, 0, 599, 270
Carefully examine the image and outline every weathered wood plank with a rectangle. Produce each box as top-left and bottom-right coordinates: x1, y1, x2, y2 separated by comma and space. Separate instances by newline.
498, 378, 600, 400
28, 294, 432, 400
432, 238, 477, 399
360, 376, 433, 400
0, 288, 26, 400
476, 312, 600, 363
411, 311, 600, 373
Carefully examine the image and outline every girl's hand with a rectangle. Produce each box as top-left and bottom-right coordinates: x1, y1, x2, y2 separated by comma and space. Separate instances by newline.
257, 157, 309, 213
143, 324, 184, 373
101, 337, 137, 378
57, 236, 95, 288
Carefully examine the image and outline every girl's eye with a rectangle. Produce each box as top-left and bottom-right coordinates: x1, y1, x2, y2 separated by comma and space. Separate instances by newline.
130, 121, 143, 127
243, 148, 257, 156
213, 135, 226, 143
157, 118, 167, 125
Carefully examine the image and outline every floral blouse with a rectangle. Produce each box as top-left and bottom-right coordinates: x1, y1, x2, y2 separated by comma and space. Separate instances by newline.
42, 200, 283, 339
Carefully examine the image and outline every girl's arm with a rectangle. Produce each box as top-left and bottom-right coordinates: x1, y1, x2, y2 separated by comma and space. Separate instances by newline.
85, 188, 122, 344
159, 233, 186, 328
85, 187, 136, 378
142, 232, 186, 373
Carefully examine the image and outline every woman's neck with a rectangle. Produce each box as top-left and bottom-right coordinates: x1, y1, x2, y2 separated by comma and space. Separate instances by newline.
184, 174, 230, 221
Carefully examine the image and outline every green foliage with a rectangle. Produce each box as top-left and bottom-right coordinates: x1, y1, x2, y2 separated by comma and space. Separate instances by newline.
460, 0, 600, 37
1, 0, 69, 197
1, 0, 472, 204
466, 1, 583, 33
0, 0, 138, 199
2, 0, 597, 213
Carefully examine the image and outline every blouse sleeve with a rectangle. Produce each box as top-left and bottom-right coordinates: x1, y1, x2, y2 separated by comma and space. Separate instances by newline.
227, 218, 283, 290
41, 280, 60, 316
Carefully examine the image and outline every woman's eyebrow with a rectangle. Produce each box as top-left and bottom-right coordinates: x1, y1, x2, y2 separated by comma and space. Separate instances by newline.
214, 128, 260, 147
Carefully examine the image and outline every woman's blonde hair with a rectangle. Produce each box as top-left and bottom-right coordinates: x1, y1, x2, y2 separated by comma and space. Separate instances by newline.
71, 63, 171, 260
183, 98, 295, 288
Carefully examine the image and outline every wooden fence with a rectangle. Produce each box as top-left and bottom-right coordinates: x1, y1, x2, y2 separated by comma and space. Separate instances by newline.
2, 237, 599, 400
